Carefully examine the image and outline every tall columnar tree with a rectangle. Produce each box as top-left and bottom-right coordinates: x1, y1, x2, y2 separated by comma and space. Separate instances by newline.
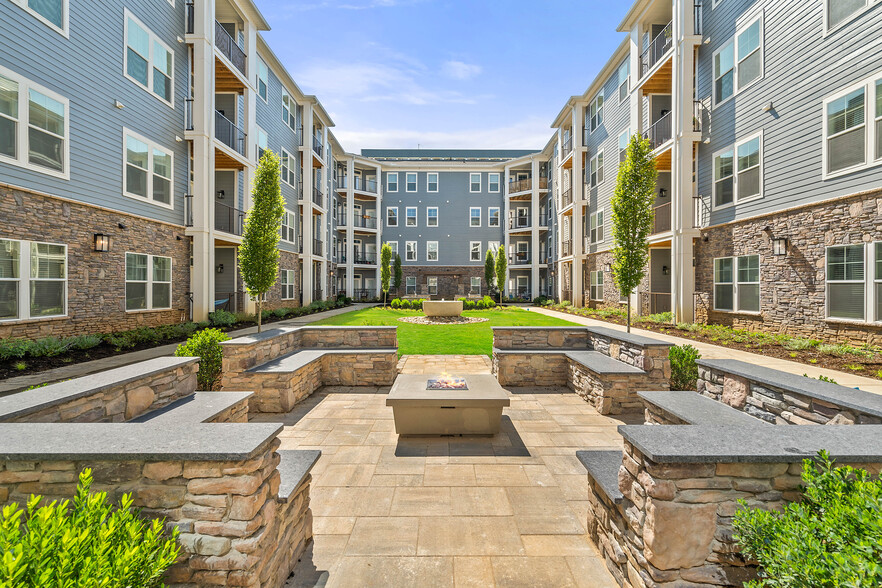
495, 246, 507, 303
484, 249, 496, 296
238, 151, 285, 333
393, 254, 402, 294
611, 134, 657, 332
380, 242, 392, 307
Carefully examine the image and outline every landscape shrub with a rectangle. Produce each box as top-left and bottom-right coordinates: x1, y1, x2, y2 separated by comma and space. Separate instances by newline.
65, 334, 103, 351
209, 309, 236, 328
30, 337, 68, 358
390, 298, 402, 309
0, 338, 32, 360
783, 337, 820, 351
532, 295, 551, 306
734, 451, 882, 587
272, 308, 288, 318
460, 298, 476, 310
0, 468, 180, 587
669, 344, 701, 390
174, 328, 231, 390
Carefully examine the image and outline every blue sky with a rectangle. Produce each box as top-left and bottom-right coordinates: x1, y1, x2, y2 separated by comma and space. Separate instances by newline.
257, 0, 629, 152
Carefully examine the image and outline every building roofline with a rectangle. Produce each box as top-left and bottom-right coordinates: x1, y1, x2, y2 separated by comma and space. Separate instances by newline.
236, 0, 271, 30
617, 0, 651, 31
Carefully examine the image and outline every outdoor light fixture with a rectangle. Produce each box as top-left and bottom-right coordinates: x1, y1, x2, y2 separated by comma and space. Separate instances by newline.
772, 237, 788, 256
93, 233, 111, 252
216, 264, 224, 274
659, 188, 668, 198
217, 190, 225, 199
603, 263, 612, 272
662, 265, 670, 276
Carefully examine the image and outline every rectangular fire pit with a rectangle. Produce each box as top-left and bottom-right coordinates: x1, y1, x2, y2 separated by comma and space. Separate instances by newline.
386, 374, 510, 436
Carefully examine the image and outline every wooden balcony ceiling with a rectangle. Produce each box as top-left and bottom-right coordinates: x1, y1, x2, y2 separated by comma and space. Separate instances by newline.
509, 193, 532, 201
649, 239, 672, 248
655, 149, 671, 170
641, 58, 672, 95
214, 236, 239, 247
312, 153, 323, 168
561, 154, 573, 169
215, 57, 245, 93
215, 147, 245, 170
353, 193, 378, 201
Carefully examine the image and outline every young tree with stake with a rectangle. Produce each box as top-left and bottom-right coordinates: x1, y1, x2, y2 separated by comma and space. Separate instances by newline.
393, 254, 402, 295
495, 246, 507, 303
484, 249, 496, 297
380, 242, 392, 307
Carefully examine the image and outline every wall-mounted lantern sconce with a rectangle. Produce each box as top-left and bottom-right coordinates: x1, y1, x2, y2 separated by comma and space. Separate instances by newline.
772, 237, 788, 256
603, 263, 612, 272
659, 188, 668, 198
93, 233, 111, 252
662, 265, 670, 276
216, 264, 224, 274
216, 190, 225, 200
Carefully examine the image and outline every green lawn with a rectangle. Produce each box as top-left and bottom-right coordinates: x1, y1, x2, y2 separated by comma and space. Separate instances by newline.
311, 306, 578, 356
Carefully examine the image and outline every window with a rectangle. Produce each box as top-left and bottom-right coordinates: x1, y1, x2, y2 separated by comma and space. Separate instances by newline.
427, 241, 438, 261
736, 134, 761, 201
470, 207, 481, 227
488, 207, 500, 227
589, 91, 604, 132
714, 255, 759, 312
619, 129, 630, 162
617, 60, 629, 103
125, 12, 173, 105
256, 128, 267, 161
427, 173, 438, 192
125, 252, 171, 311
714, 16, 762, 106
826, 86, 866, 175
470, 277, 481, 296
0, 68, 68, 178
589, 151, 604, 187
488, 241, 500, 254
124, 130, 173, 208
827, 245, 864, 320
281, 269, 296, 299
590, 271, 604, 301
427, 207, 438, 227
488, 173, 500, 192
281, 210, 296, 242
406, 241, 417, 261
9, 0, 67, 35
427, 276, 438, 295
406, 276, 416, 295
470, 241, 481, 262
405, 172, 417, 192
406, 207, 417, 227
876, 242, 882, 321
590, 210, 604, 243
257, 59, 268, 101
0, 238, 67, 321
713, 148, 734, 207
282, 91, 297, 132
827, 0, 872, 31
470, 173, 481, 192
387, 241, 398, 255
387, 172, 398, 192
280, 148, 294, 186
386, 207, 398, 227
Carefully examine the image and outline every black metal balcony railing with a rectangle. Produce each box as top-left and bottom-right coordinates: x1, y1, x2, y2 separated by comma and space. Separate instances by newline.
562, 134, 573, 156
312, 186, 323, 207
312, 135, 323, 158
562, 240, 573, 257
561, 187, 573, 208
511, 253, 531, 265
313, 239, 323, 257
184, 194, 194, 227
215, 110, 246, 156
336, 214, 347, 227
583, 127, 590, 146
650, 292, 672, 314
215, 291, 245, 313
337, 249, 347, 263
652, 202, 672, 235
507, 177, 549, 193
215, 202, 245, 236
643, 111, 673, 150
185, 0, 194, 34
354, 252, 377, 265
640, 20, 673, 77
693, 100, 705, 133
298, 125, 304, 147
185, 98, 194, 131
509, 216, 531, 229
351, 289, 371, 301
694, 1, 703, 36
215, 21, 246, 75
352, 216, 378, 229
297, 235, 303, 253
356, 177, 378, 193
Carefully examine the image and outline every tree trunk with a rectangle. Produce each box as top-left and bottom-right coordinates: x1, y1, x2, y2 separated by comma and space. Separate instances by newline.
257, 299, 263, 333
626, 298, 631, 333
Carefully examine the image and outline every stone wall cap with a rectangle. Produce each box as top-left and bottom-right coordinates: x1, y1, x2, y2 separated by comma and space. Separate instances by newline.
278, 449, 321, 501
638, 391, 771, 427
0, 422, 283, 460
130, 391, 253, 424
248, 348, 398, 373
0, 356, 199, 421
619, 424, 882, 463
490, 326, 588, 331
586, 326, 673, 348
697, 359, 882, 418
220, 326, 301, 345
493, 347, 583, 354
576, 450, 623, 504
566, 350, 645, 374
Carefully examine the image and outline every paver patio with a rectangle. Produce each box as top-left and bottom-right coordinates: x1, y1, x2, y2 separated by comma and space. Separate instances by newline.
251, 356, 626, 587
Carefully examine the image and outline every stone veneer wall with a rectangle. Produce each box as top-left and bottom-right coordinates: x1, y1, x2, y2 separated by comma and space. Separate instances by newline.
398, 266, 485, 299
227, 359, 323, 414
264, 250, 301, 311
588, 331, 671, 386
0, 437, 310, 588
321, 352, 399, 386
694, 188, 882, 345
221, 329, 305, 382
492, 352, 569, 387
0, 185, 191, 339
492, 327, 590, 350
208, 398, 250, 423
643, 402, 689, 426
698, 365, 882, 425
2, 359, 199, 424
588, 440, 882, 587
568, 364, 649, 415
299, 327, 397, 349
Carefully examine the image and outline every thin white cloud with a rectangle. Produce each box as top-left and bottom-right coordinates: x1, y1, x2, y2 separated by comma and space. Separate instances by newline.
441, 60, 482, 81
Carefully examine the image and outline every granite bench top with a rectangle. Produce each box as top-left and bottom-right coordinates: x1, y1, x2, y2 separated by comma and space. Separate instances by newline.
278, 449, 321, 501
129, 391, 253, 424
619, 424, 882, 463
576, 450, 623, 504
565, 350, 645, 375
698, 359, 882, 418
0, 422, 283, 461
491, 325, 672, 349
0, 356, 199, 422
639, 391, 770, 427
221, 325, 397, 346
248, 348, 398, 374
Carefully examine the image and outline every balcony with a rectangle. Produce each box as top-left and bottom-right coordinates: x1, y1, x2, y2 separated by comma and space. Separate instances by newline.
354, 251, 377, 265
509, 216, 531, 230
312, 136, 323, 159
511, 252, 531, 265
352, 216, 378, 230
313, 239, 323, 257
351, 289, 371, 301
215, 110, 246, 156
652, 202, 672, 235
297, 236, 303, 253
337, 249, 347, 263
643, 111, 672, 151
185, 1, 194, 34
694, 1, 703, 35
562, 240, 573, 257
185, 98, 194, 131
215, 21, 246, 76
640, 20, 673, 77
507, 177, 549, 194
312, 187, 323, 207
693, 100, 705, 133
184, 194, 194, 227
648, 292, 671, 314
215, 202, 245, 236
336, 214, 347, 227
562, 135, 573, 157
561, 187, 573, 209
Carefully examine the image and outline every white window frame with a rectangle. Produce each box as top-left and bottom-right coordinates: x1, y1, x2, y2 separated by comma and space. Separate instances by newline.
470, 277, 481, 296
386, 206, 398, 227
281, 269, 296, 300
470, 207, 481, 227
405, 276, 417, 295
590, 209, 604, 244
427, 241, 439, 262
8, 0, 68, 36
427, 207, 439, 227
0, 238, 68, 322
713, 255, 760, 313
826, 244, 868, 322
406, 241, 417, 261
123, 128, 175, 210
125, 252, 172, 312
256, 126, 268, 162
589, 91, 604, 132
713, 13, 763, 108
282, 91, 297, 133
386, 172, 398, 192
387, 241, 398, 256
427, 276, 438, 296
488, 241, 500, 255
874, 242, 882, 322
589, 151, 604, 187
406, 206, 418, 227
0, 65, 70, 180
619, 128, 631, 161
488, 207, 500, 227
822, 76, 882, 179
281, 209, 296, 243
590, 270, 604, 301
488, 173, 500, 193
617, 59, 629, 103
257, 59, 268, 102
280, 148, 295, 187
406, 172, 417, 192
470, 173, 481, 193
470, 241, 481, 262
824, 0, 878, 34
427, 172, 438, 192
711, 131, 763, 208
124, 10, 175, 108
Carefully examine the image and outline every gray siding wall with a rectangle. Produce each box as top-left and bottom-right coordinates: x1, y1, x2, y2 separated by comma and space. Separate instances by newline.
698, 0, 882, 226
0, 0, 188, 225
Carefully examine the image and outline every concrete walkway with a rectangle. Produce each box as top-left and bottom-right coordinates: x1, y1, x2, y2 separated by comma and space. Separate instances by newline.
528, 306, 882, 395
0, 303, 375, 395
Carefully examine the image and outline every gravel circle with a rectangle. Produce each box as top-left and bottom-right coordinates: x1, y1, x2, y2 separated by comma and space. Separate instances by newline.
397, 316, 489, 325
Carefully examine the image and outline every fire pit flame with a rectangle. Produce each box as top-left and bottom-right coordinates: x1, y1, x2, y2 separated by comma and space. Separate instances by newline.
426, 373, 468, 390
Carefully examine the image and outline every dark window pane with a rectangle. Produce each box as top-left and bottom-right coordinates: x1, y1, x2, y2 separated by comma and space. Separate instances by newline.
0, 281, 18, 319
28, 0, 62, 28
715, 177, 733, 206
28, 128, 63, 171
738, 167, 760, 200
714, 284, 733, 311
126, 282, 147, 311
828, 283, 864, 320
738, 283, 760, 312
0, 117, 15, 159
127, 49, 149, 86
738, 50, 761, 88
153, 71, 171, 101
828, 127, 865, 173
126, 165, 148, 197
152, 283, 171, 309
30, 280, 64, 316
828, 0, 865, 28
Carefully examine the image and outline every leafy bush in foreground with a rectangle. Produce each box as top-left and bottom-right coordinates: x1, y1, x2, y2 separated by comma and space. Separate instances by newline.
669, 344, 701, 390
174, 328, 231, 390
